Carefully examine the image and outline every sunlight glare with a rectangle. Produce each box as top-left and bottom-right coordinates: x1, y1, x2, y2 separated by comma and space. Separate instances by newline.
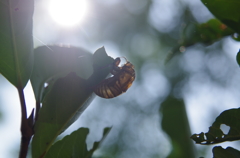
49, 0, 88, 27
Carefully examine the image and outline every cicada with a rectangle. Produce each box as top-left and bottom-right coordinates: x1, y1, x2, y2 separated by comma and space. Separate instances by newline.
94, 57, 135, 98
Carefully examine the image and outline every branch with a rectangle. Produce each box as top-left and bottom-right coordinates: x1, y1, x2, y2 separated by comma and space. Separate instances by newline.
18, 87, 34, 158
35, 101, 41, 122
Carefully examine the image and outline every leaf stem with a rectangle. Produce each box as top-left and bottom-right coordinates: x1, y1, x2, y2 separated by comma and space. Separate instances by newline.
35, 101, 41, 122
18, 87, 33, 158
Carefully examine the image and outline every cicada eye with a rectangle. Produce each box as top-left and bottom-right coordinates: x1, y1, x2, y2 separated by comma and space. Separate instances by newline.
111, 58, 121, 74
113, 57, 121, 67
111, 57, 127, 70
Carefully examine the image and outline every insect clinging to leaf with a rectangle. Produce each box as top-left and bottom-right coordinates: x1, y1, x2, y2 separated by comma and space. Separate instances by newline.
94, 57, 135, 98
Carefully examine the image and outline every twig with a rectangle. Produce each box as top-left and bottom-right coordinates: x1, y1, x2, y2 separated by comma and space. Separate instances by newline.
35, 101, 41, 122
18, 87, 34, 158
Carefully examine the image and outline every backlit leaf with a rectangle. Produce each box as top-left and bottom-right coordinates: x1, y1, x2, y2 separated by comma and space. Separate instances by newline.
30, 45, 93, 102
0, 0, 34, 88
236, 49, 240, 66
213, 146, 240, 158
31, 47, 114, 158
191, 108, 240, 145
44, 127, 112, 158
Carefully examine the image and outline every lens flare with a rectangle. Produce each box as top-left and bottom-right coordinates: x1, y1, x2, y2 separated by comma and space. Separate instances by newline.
49, 0, 88, 27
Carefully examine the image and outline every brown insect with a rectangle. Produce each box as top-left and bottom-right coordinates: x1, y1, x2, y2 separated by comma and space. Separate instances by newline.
94, 57, 135, 98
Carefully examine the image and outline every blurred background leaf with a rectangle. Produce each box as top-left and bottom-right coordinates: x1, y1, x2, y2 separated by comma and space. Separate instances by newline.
180, 19, 234, 47
201, 0, 240, 33
165, 18, 234, 63
160, 96, 195, 158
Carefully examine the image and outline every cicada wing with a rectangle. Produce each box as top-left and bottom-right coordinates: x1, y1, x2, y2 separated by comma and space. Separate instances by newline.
94, 77, 122, 98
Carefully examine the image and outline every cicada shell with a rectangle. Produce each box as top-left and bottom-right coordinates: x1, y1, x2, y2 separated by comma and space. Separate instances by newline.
94, 57, 135, 98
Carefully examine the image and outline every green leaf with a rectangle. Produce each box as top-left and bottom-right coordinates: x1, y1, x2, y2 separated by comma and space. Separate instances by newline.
213, 146, 240, 158
160, 96, 195, 158
236, 49, 240, 66
88, 47, 116, 87
196, 19, 233, 44
32, 47, 114, 158
165, 19, 233, 64
44, 127, 112, 158
201, 0, 240, 33
191, 108, 240, 145
30, 45, 93, 102
32, 73, 91, 158
0, 0, 34, 88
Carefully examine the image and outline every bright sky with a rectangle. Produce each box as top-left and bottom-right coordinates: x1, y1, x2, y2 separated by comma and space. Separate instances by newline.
49, 0, 88, 27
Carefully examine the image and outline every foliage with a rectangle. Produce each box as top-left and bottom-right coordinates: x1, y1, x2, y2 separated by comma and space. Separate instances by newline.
189, 0, 240, 157
160, 97, 195, 158
31, 46, 113, 158
0, 0, 33, 88
191, 108, 240, 145
165, 18, 234, 63
201, 0, 240, 34
212, 146, 240, 158
44, 127, 111, 158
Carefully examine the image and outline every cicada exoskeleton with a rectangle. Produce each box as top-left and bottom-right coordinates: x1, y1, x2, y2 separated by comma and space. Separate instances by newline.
94, 57, 135, 98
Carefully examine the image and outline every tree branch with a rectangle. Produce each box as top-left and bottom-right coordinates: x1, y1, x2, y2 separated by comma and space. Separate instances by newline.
18, 87, 34, 158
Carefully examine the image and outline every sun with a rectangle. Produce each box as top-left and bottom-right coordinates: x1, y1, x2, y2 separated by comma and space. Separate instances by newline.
49, 0, 88, 27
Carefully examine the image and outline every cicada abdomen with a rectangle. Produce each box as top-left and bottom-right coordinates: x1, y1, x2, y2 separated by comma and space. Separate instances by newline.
94, 57, 135, 98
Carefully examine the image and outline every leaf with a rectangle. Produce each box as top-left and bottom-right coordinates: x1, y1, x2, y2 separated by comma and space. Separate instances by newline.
236, 49, 240, 66
165, 19, 233, 64
195, 19, 233, 44
160, 96, 195, 158
32, 47, 114, 158
0, 0, 34, 88
44, 127, 112, 158
191, 108, 240, 145
30, 45, 93, 102
201, 0, 240, 33
32, 73, 91, 158
88, 46, 116, 87
232, 33, 240, 41
213, 146, 240, 158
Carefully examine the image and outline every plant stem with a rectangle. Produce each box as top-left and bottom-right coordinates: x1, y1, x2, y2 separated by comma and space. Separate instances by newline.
18, 87, 33, 158
35, 101, 41, 122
